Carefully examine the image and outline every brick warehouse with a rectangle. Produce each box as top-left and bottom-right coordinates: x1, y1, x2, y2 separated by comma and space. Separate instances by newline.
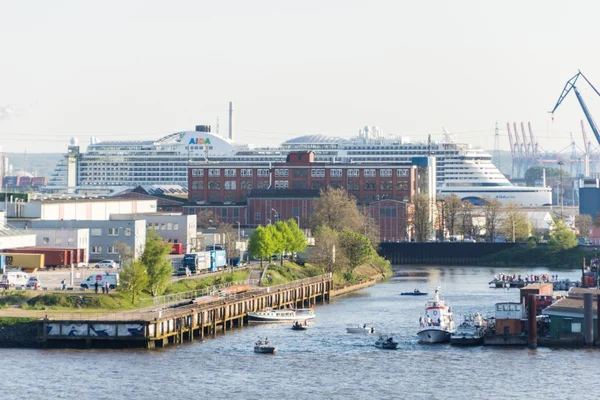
185, 151, 421, 241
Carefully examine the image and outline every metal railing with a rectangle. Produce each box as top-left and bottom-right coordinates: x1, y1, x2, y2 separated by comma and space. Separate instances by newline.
151, 280, 250, 307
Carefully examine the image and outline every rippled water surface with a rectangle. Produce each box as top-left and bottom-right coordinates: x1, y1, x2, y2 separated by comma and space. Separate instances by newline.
2, 266, 600, 400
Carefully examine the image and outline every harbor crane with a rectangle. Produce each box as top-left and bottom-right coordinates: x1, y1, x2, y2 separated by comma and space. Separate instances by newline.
550, 70, 600, 147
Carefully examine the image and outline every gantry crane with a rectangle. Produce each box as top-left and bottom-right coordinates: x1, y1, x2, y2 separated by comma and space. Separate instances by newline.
550, 70, 600, 147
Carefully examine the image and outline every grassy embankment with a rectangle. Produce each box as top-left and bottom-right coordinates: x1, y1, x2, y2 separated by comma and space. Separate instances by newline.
261, 256, 393, 287
481, 245, 591, 269
0, 270, 250, 312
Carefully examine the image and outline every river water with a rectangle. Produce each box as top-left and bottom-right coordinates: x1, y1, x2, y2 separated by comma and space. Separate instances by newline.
2, 266, 599, 400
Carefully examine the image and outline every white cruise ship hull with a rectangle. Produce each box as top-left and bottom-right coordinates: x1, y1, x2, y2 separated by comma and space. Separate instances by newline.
439, 186, 552, 207
417, 328, 452, 343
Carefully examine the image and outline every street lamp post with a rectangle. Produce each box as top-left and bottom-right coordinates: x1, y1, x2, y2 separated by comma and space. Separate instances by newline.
558, 161, 565, 219
295, 216, 300, 228
272, 208, 279, 223
236, 221, 240, 242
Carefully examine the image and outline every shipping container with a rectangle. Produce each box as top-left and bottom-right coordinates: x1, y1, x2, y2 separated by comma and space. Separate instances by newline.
0, 253, 44, 272
170, 243, 184, 255
4, 247, 69, 268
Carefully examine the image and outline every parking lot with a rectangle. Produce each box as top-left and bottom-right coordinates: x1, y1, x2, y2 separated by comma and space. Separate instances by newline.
20, 266, 118, 290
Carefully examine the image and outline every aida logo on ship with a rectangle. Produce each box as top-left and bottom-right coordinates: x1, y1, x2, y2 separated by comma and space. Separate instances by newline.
188, 138, 212, 145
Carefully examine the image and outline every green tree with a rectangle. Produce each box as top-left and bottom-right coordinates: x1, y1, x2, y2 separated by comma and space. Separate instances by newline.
285, 219, 307, 261
524, 166, 565, 186
248, 225, 275, 268
338, 230, 374, 270
119, 259, 149, 305
141, 228, 173, 296
549, 218, 578, 252
269, 223, 286, 266
500, 203, 531, 242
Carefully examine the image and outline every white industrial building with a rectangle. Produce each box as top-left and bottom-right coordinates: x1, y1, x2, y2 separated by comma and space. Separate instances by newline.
2, 197, 157, 222
28, 228, 90, 263
110, 213, 197, 253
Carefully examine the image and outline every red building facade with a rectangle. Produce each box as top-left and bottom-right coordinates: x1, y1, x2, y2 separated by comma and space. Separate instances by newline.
188, 151, 417, 205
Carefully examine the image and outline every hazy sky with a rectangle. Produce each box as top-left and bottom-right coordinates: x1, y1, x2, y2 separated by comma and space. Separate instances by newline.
1, 0, 600, 154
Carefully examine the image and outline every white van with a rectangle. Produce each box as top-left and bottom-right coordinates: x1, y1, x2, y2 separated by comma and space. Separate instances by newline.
80, 273, 119, 290
0, 271, 30, 287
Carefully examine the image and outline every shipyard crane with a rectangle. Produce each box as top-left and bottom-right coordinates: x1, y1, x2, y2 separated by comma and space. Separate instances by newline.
550, 70, 600, 147
506, 123, 516, 177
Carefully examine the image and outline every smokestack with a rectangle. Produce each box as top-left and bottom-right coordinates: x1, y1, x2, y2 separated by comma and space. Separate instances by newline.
228, 101, 234, 141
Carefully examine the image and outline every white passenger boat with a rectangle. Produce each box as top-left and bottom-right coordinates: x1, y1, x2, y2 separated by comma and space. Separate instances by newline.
247, 306, 315, 323
346, 324, 375, 334
417, 287, 456, 343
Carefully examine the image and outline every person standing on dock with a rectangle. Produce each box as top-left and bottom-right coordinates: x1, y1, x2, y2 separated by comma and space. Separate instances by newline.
104, 281, 109, 294
94, 281, 99, 294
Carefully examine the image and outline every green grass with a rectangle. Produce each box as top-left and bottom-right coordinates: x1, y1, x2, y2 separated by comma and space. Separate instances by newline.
261, 262, 322, 286
22, 292, 139, 311
19, 270, 252, 311
163, 270, 250, 294
0, 317, 37, 326
0, 291, 31, 309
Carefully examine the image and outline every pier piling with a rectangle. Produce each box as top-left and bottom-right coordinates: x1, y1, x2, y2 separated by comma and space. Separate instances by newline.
528, 294, 537, 349
584, 293, 593, 346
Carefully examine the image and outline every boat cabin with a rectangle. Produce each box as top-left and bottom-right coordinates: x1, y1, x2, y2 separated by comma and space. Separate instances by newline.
494, 302, 525, 336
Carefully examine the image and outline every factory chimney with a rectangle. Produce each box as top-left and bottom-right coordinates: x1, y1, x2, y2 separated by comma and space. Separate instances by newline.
228, 101, 234, 141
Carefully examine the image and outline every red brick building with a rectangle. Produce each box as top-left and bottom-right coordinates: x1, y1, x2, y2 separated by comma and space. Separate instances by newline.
184, 151, 419, 241
188, 151, 417, 205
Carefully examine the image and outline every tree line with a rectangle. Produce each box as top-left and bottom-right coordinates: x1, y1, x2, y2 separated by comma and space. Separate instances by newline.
412, 193, 581, 243
247, 219, 307, 267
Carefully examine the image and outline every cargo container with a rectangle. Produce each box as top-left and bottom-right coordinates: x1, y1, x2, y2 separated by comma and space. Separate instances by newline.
170, 243, 184, 255
211, 250, 227, 271
4, 247, 70, 268
0, 253, 45, 272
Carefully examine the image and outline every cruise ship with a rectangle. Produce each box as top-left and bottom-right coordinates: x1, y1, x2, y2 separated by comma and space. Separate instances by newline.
47, 125, 551, 206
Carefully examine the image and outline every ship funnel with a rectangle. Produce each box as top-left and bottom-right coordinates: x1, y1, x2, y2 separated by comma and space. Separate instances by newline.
228, 101, 234, 142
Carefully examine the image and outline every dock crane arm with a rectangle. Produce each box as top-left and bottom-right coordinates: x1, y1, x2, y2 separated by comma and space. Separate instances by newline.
550, 70, 600, 147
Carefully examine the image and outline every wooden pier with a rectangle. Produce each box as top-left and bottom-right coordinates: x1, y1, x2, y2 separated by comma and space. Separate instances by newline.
38, 274, 334, 349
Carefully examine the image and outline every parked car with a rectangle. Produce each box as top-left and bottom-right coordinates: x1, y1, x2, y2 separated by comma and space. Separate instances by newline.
175, 266, 191, 277
95, 260, 117, 269
26, 276, 41, 289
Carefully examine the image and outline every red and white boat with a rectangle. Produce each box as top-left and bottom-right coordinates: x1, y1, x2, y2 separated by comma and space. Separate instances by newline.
417, 287, 456, 343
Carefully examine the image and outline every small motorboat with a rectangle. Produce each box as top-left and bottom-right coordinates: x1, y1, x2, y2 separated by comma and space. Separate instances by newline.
401, 289, 428, 296
450, 313, 486, 346
254, 338, 277, 354
291, 320, 309, 331
375, 335, 399, 350
346, 324, 375, 334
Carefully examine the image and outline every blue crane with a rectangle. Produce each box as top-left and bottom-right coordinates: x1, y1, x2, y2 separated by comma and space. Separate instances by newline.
550, 70, 600, 146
